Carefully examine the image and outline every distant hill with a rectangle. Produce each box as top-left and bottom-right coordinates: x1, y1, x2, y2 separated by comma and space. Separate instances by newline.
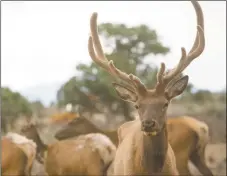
19, 82, 63, 106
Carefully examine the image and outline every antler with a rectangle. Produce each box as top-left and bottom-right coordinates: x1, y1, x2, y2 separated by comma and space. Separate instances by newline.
88, 13, 147, 95
88, 1, 205, 95
155, 1, 205, 93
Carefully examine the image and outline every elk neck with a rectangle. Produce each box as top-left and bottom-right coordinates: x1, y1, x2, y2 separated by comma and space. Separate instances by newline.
30, 131, 47, 155
137, 122, 168, 174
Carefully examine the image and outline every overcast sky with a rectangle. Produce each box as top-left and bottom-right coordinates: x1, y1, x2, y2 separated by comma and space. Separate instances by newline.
2, 1, 226, 92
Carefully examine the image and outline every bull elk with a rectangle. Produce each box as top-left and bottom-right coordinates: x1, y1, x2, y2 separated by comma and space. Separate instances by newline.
2, 133, 37, 176
20, 122, 116, 176
55, 114, 213, 175
88, 1, 205, 175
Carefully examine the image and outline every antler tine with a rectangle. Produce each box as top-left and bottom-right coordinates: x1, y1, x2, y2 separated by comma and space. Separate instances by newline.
156, 62, 166, 85
88, 36, 110, 71
189, 1, 204, 55
88, 34, 136, 91
90, 13, 106, 61
155, 1, 205, 92
88, 12, 147, 94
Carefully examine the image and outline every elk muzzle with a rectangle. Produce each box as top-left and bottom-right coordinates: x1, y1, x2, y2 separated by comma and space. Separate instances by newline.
141, 120, 158, 136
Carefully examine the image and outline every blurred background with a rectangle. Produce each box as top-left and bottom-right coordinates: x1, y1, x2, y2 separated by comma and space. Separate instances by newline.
2, 1, 226, 175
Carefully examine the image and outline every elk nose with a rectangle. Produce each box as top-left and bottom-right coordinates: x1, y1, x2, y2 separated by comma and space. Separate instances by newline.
142, 120, 156, 130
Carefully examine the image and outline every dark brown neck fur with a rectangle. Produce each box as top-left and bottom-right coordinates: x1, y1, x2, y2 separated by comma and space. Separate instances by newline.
139, 123, 168, 175
64, 119, 119, 146
37, 140, 47, 156
24, 129, 47, 164
34, 134, 47, 164
30, 132, 47, 154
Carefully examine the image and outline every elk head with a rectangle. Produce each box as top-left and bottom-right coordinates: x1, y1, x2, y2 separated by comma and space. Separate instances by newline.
20, 120, 47, 164
20, 119, 39, 139
20, 120, 44, 149
88, 1, 205, 136
55, 116, 97, 140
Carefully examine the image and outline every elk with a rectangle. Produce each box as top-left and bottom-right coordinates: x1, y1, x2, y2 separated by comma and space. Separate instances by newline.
167, 116, 213, 176
20, 122, 48, 164
87, 1, 205, 175
2, 133, 37, 176
55, 115, 119, 145
20, 122, 116, 176
2, 137, 27, 176
55, 114, 213, 175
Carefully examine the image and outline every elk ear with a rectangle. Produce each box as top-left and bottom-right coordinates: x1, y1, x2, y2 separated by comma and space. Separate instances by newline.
165, 75, 189, 100
112, 82, 138, 103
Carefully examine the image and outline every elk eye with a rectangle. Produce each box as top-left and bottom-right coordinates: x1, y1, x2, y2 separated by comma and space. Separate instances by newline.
162, 103, 168, 110
134, 105, 140, 109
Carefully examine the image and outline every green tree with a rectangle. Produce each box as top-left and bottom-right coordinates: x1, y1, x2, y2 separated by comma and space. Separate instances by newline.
57, 76, 100, 114
1, 87, 32, 132
59, 23, 170, 121
192, 89, 214, 103
30, 100, 45, 117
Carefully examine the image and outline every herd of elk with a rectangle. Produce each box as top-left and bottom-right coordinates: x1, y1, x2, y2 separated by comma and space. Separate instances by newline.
20, 122, 116, 176
87, 0, 210, 175
55, 113, 212, 175
1, 1, 214, 176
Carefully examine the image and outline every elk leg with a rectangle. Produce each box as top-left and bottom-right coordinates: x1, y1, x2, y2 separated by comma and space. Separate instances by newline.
190, 148, 213, 176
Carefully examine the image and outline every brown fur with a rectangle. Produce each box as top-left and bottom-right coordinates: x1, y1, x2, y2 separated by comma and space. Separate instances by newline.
16, 142, 36, 176
21, 123, 47, 164
55, 115, 212, 175
1, 137, 28, 176
55, 116, 119, 146
45, 135, 115, 176
114, 120, 178, 175
21, 124, 116, 176
136, 124, 168, 174
167, 117, 213, 176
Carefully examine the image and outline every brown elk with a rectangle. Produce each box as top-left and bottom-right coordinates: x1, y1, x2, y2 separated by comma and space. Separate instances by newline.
20, 123, 48, 164
2, 133, 37, 176
2, 137, 27, 176
55, 115, 119, 145
167, 116, 212, 176
20, 122, 116, 176
87, 1, 206, 175
55, 114, 212, 175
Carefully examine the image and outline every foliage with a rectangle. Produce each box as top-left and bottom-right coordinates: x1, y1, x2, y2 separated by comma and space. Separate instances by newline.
192, 90, 214, 102
30, 100, 45, 117
56, 76, 99, 114
217, 89, 226, 103
57, 22, 170, 121
1, 87, 32, 132
180, 89, 216, 103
